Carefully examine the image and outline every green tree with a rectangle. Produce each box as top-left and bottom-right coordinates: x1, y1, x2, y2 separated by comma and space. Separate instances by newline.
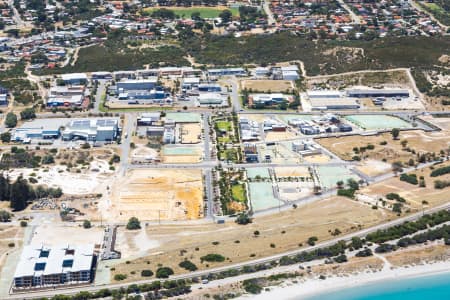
83, 220, 92, 229
0, 210, 12, 222
20, 108, 36, 120
5, 112, 17, 128
126, 217, 141, 230
219, 10, 233, 23
156, 267, 174, 278
235, 212, 252, 225
10, 176, 33, 211
0, 132, 11, 143
391, 128, 400, 140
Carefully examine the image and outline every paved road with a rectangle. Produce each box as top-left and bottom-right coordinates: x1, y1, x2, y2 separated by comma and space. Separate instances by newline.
337, 0, 361, 24
119, 114, 135, 176
202, 112, 211, 161
93, 80, 106, 114
128, 160, 355, 170
6, 201, 450, 300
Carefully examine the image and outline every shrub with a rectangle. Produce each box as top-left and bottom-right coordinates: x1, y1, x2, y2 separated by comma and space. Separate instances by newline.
126, 217, 141, 230
242, 279, 262, 294
156, 267, 174, 278
179, 260, 198, 271
83, 220, 92, 229
337, 188, 355, 198
20, 220, 27, 227
114, 274, 127, 281
307, 236, 318, 246
200, 254, 225, 263
430, 166, 450, 177
400, 173, 418, 185
141, 269, 153, 277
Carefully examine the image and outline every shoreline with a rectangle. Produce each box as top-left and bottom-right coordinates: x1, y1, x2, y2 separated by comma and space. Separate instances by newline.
240, 260, 450, 300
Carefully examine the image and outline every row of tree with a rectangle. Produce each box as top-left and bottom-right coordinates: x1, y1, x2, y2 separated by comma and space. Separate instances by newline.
0, 174, 63, 211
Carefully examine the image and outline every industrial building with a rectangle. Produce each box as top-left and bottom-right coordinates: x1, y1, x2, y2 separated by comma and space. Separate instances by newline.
346, 89, 410, 98
91, 72, 112, 80
62, 119, 119, 142
61, 73, 87, 85
47, 86, 87, 107
198, 93, 224, 105
208, 68, 247, 77
116, 78, 158, 91
13, 244, 95, 289
13, 118, 120, 143
252, 93, 287, 106
198, 83, 222, 92
306, 90, 360, 110
12, 119, 63, 142
181, 77, 200, 90
137, 112, 161, 126
0, 85, 8, 105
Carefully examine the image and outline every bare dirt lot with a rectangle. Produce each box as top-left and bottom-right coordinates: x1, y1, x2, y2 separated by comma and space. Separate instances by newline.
241, 80, 294, 93
179, 123, 202, 144
317, 130, 450, 165
107, 169, 203, 222
359, 162, 450, 209
111, 196, 393, 283
0, 225, 23, 273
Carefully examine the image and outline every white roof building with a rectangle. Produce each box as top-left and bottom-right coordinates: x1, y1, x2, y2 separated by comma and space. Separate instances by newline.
14, 244, 94, 289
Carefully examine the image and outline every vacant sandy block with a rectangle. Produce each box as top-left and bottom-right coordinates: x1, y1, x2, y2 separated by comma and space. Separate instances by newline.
303, 154, 331, 163
356, 159, 392, 176
162, 154, 202, 164
30, 224, 103, 246
265, 131, 297, 142
180, 123, 202, 144
277, 181, 314, 201
274, 166, 311, 178
241, 80, 293, 93
110, 169, 203, 222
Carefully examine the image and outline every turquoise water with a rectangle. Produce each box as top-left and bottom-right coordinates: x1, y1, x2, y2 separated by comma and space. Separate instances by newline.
302, 271, 450, 300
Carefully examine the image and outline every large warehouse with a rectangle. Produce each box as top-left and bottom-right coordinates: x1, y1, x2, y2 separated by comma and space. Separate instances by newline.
12, 118, 120, 143
13, 244, 95, 290
62, 119, 119, 142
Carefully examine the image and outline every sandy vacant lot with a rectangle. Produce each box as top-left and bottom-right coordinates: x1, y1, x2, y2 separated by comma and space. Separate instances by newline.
109, 169, 203, 222
317, 130, 450, 164
360, 162, 450, 209
0, 225, 23, 273
6, 163, 113, 195
180, 123, 202, 144
356, 159, 392, 177
274, 166, 311, 178
111, 196, 393, 282
420, 116, 450, 131
241, 80, 294, 93
265, 131, 298, 142
30, 224, 103, 247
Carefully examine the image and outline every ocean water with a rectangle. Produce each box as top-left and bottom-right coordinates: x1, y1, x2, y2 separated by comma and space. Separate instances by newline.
301, 271, 450, 300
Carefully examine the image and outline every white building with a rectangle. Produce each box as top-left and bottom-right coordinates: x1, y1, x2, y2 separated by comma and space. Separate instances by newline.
14, 244, 95, 289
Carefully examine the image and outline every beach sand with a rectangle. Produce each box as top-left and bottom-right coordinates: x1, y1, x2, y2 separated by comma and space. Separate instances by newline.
242, 260, 450, 300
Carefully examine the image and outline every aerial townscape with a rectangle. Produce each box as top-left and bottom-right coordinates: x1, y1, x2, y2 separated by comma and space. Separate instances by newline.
0, 0, 449, 299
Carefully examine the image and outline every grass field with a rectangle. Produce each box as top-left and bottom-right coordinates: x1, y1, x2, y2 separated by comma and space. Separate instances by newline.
144, 6, 239, 18
231, 183, 246, 202
216, 120, 232, 132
